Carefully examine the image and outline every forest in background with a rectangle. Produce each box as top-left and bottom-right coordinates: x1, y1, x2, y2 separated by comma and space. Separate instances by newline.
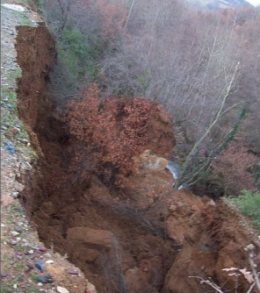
37, 0, 259, 196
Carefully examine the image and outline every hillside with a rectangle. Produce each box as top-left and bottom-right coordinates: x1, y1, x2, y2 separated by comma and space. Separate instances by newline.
1, 0, 260, 292
15, 23, 260, 293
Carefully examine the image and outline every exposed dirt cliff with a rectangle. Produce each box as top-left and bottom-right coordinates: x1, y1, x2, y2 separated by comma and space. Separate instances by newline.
16, 25, 260, 293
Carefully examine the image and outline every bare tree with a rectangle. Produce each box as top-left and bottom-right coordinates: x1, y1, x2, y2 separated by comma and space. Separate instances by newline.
175, 63, 245, 189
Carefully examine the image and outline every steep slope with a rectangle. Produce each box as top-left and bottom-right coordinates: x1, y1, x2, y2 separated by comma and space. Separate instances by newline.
15, 25, 260, 293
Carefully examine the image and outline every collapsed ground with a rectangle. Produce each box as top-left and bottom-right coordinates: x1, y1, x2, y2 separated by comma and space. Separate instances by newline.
1, 3, 97, 293
14, 24, 260, 293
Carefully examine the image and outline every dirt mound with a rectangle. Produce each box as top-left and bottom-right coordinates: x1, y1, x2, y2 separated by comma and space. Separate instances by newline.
15, 25, 260, 293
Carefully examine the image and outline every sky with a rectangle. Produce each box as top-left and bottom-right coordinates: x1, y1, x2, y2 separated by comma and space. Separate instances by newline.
247, 0, 260, 6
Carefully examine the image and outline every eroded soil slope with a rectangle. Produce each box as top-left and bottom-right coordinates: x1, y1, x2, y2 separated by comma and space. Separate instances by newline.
16, 25, 260, 293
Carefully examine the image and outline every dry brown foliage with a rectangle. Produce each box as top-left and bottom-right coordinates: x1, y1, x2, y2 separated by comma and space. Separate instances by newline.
66, 85, 175, 177
213, 142, 257, 194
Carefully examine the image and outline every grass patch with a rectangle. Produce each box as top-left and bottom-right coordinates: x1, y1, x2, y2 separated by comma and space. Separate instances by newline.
1, 88, 30, 145
1, 67, 35, 157
228, 190, 260, 230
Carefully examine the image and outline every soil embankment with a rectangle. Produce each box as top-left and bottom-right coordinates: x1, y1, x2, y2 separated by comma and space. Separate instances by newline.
16, 25, 260, 293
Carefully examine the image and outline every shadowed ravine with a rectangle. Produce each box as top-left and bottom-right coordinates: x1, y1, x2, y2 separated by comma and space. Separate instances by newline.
15, 25, 260, 293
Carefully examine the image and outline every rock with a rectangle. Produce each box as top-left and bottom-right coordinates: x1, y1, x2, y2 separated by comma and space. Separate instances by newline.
20, 161, 32, 171
15, 226, 23, 233
0, 272, 8, 279
36, 274, 53, 284
14, 181, 24, 192
16, 252, 23, 259
10, 239, 17, 245
11, 231, 20, 237
19, 138, 29, 144
11, 191, 19, 199
56, 286, 70, 293
11, 191, 19, 198
66, 268, 79, 275
46, 260, 54, 264
38, 246, 47, 253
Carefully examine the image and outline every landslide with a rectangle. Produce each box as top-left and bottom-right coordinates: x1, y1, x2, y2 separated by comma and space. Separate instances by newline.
15, 25, 260, 293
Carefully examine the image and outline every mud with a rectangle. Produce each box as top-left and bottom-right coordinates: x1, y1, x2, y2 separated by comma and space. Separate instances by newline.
16, 25, 260, 293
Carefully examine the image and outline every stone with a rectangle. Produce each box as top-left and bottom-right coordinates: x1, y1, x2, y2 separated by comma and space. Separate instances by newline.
46, 260, 54, 264
36, 274, 53, 284
66, 268, 79, 275
56, 286, 70, 293
11, 231, 20, 237
15, 226, 23, 233
14, 181, 24, 192
0, 272, 8, 279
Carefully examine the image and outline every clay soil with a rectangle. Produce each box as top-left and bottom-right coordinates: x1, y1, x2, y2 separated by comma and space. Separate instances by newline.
15, 25, 260, 293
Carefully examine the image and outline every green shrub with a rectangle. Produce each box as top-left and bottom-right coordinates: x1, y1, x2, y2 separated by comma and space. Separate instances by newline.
57, 28, 87, 84
57, 27, 104, 86
228, 190, 260, 230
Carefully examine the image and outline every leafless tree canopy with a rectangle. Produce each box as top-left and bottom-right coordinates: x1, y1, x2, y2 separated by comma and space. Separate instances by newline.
42, 0, 260, 189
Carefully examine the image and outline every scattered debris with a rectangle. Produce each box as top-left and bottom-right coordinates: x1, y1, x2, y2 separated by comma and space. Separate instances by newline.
66, 269, 79, 276
57, 286, 70, 293
35, 274, 53, 284
3, 141, 16, 155
46, 260, 54, 264
1, 3, 26, 12
0, 272, 8, 279
11, 230, 20, 237
35, 260, 45, 272
11, 191, 19, 198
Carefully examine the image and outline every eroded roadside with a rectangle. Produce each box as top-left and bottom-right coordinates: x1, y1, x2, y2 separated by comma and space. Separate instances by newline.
1, 2, 96, 293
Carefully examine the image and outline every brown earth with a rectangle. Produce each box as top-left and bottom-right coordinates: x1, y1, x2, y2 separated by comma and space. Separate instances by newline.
1, 3, 97, 291
15, 25, 260, 293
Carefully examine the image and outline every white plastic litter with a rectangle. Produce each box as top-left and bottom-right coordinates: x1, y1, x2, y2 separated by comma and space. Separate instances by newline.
1, 4, 26, 12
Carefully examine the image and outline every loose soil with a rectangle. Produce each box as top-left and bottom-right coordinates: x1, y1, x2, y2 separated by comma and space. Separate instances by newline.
1, 2, 96, 292
14, 24, 260, 293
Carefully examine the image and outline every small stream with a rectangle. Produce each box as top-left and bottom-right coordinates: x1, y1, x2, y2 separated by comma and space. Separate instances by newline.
166, 160, 189, 190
